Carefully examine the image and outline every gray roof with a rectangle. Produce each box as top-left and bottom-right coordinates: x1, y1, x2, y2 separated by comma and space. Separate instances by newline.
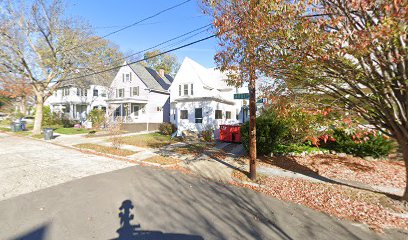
129, 64, 171, 91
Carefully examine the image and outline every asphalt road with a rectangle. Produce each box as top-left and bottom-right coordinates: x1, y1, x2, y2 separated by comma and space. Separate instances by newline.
0, 133, 407, 239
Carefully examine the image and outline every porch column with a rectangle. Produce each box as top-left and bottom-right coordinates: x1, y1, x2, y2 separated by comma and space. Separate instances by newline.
70, 104, 74, 119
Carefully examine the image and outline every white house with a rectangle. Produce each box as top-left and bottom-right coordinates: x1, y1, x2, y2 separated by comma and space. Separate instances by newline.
169, 57, 252, 136
106, 63, 172, 131
46, 81, 109, 122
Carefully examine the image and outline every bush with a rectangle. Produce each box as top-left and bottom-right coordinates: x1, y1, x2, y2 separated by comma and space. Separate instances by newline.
241, 111, 288, 155
201, 128, 214, 142
320, 128, 394, 158
159, 122, 176, 135
88, 109, 105, 129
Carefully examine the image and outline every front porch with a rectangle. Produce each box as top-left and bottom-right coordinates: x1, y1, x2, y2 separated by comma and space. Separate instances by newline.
107, 99, 148, 123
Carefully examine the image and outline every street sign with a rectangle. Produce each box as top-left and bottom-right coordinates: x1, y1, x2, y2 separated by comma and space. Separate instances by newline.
234, 93, 249, 99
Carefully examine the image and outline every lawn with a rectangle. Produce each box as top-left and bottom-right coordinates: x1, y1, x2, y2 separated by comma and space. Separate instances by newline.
74, 143, 136, 156
53, 127, 90, 135
115, 133, 177, 148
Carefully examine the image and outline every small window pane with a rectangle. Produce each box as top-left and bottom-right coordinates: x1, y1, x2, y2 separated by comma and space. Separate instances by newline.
93, 89, 98, 97
226, 111, 231, 119
184, 84, 188, 96
180, 110, 188, 119
191, 84, 193, 95
179, 85, 181, 96
215, 110, 222, 119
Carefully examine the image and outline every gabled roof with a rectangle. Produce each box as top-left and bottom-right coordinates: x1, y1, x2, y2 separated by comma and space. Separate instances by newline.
128, 63, 171, 91
180, 57, 232, 91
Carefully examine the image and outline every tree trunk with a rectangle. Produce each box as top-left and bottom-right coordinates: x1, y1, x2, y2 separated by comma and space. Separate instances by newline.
20, 96, 27, 115
32, 96, 44, 135
401, 143, 408, 201
248, 68, 257, 180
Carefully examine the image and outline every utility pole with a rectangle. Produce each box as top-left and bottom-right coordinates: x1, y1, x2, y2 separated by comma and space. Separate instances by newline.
248, 0, 259, 180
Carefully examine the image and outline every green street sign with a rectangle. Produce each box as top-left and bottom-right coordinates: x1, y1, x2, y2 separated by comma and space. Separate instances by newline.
234, 93, 249, 99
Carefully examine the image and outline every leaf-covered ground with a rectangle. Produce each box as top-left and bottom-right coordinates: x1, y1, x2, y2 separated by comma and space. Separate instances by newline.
258, 154, 406, 189
231, 170, 408, 232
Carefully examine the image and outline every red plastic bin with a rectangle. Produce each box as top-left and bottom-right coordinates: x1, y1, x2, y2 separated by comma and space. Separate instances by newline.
220, 125, 241, 143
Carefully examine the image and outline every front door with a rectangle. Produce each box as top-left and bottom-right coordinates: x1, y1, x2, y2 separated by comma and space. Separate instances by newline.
132, 105, 140, 118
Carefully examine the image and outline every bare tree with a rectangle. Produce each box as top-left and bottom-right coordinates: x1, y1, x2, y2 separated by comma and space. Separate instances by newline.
0, 0, 122, 134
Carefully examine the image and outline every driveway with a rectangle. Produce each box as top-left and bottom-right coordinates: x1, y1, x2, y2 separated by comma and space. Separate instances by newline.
0, 132, 135, 201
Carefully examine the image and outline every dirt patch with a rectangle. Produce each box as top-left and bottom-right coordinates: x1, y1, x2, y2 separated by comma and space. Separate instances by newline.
143, 156, 181, 165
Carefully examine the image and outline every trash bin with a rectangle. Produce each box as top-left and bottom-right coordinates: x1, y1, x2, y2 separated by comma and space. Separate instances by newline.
20, 121, 26, 131
11, 122, 22, 132
43, 128, 53, 140
220, 125, 242, 143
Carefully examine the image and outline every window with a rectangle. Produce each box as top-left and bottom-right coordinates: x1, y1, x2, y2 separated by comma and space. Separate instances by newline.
215, 110, 222, 119
93, 106, 98, 110
101, 107, 106, 112
180, 110, 188, 119
117, 88, 124, 98
84, 89, 87, 97
101, 92, 106, 97
156, 106, 162, 111
125, 73, 130, 81
183, 84, 188, 96
93, 89, 98, 97
76, 88, 80, 96
190, 84, 194, 95
226, 111, 231, 119
63, 88, 70, 96
195, 108, 202, 123
179, 85, 181, 96
131, 86, 139, 96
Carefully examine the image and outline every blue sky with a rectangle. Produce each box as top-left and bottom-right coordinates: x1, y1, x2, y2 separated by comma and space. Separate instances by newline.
66, 0, 218, 68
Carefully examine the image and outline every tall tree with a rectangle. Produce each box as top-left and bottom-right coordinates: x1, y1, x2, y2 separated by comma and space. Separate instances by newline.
143, 49, 180, 76
203, 0, 261, 179
0, 0, 122, 134
205, 0, 408, 200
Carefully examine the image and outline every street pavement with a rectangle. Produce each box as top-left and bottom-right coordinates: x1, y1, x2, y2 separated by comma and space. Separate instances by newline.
0, 132, 407, 239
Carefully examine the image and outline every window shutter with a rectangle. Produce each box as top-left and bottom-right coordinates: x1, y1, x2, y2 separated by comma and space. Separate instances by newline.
130, 73, 132, 81
122, 73, 124, 82
191, 84, 193, 95
137, 86, 139, 96
116, 89, 118, 98
130, 87, 132, 97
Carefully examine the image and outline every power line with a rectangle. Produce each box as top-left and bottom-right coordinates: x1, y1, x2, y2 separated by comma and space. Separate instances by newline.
59, 34, 216, 83
66, 0, 192, 52
114, 24, 212, 64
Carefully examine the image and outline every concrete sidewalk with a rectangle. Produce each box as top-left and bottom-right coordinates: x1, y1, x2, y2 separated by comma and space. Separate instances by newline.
1, 166, 406, 240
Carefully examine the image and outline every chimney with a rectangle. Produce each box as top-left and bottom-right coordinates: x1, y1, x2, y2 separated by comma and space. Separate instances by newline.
158, 69, 165, 78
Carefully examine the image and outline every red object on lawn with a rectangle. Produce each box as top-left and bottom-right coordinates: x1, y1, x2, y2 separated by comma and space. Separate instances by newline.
220, 125, 241, 143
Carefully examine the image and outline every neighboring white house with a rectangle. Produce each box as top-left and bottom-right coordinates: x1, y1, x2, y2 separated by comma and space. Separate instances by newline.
169, 57, 253, 137
106, 62, 172, 129
46, 82, 109, 122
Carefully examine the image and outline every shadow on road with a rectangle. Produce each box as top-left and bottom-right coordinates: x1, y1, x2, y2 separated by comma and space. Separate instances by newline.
115, 199, 204, 240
